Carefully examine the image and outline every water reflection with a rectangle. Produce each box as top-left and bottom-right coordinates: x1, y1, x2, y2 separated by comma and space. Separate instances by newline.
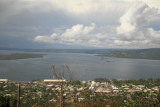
0, 51, 160, 81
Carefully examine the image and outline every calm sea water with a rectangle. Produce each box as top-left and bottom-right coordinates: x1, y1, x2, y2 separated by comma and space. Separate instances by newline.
0, 50, 160, 81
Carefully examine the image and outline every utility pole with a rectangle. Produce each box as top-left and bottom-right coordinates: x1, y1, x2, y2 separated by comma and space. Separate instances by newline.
17, 83, 20, 107
60, 82, 64, 107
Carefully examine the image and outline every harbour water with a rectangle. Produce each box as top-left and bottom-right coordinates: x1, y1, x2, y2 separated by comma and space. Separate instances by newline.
0, 50, 160, 81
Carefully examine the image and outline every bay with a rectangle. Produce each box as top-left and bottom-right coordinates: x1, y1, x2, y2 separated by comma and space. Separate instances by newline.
0, 50, 160, 81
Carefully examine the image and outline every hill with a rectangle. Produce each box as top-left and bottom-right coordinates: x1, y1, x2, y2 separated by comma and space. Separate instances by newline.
26, 49, 115, 54
104, 48, 160, 60
0, 54, 43, 60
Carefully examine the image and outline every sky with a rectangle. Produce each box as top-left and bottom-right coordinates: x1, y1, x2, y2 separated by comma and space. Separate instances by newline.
0, 0, 160, 49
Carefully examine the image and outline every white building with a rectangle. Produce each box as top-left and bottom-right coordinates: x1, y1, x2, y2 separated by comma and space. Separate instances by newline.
0, 79, 8, 83
44, 79, 66, 85
91, 81, 96, 87
112, 85, 118, 90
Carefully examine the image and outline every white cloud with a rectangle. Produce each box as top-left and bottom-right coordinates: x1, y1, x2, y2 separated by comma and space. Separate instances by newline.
121, 0, 160, 10
116, 2, 160, 43
32, 1, 160, 49
33, 23, 97, 45
61, 23, 95, 39
23, 0, 160, 15
1, 0, 159, 23
1, 0, 160, 49
117, 2, 158, 34
33, 35, 55, 43
141, 0, 160, 11
8, 0, 160, 16
21, 0, 129, 14
0, 0, 131, 23
33, 23, 114, 48
146, 28, 160, 44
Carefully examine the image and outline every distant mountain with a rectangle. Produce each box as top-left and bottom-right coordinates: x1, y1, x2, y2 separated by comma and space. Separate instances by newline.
104, 48, 160, 60
1, 48, 160, 60
26, 49, 116, 54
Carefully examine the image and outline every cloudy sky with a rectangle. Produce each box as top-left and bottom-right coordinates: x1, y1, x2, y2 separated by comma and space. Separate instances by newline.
0, 0, 160, 49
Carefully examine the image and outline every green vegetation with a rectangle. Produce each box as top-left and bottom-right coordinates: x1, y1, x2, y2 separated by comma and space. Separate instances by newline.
26, 49, 114, 54
26, 48, 160, 60
94, 78, 110, 83
1, 78, 160, 107
112, 78, 160, 88
2, 48, 160, 60
0, 54, 43, 60
103, 48, 160, 60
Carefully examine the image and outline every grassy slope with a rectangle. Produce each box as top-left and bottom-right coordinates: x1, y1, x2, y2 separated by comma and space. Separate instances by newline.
105, 48, 160, 60
0, 54, 43, 60
1, 48, 160, 60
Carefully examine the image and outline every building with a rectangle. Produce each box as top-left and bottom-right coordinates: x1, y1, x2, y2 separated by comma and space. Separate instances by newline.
0, 79, 8, 83
44, 79, 66, 85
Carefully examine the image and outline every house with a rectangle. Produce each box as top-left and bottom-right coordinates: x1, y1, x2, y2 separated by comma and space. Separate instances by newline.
152, 86, 159, 92
0, 79, 8, 83
78, 97, 85, 102
112, 85, 118, 90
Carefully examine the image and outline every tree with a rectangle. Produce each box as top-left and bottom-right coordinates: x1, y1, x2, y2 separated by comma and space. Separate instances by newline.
50, 64, 77, 107
0, 95, 10, 107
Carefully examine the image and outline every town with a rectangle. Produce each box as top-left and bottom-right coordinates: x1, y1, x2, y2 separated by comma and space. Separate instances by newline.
0, 78, 160, 107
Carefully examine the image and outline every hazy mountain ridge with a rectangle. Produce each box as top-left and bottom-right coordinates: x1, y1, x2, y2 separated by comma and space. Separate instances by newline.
27, 48, 160, 60
105, 48, 160, 60
26, 49, 115, 54
1, 48, 160, 60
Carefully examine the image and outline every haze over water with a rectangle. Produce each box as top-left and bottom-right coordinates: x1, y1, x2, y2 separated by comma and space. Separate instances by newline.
0, 50, 160, 81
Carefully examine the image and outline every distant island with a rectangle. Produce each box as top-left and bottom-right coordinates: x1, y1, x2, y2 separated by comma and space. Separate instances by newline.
26, 49, 114, 54
101, 48, 160, 60
26, 48, 160, 60
0, 54, 43, 60
1, 48, 160, 60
